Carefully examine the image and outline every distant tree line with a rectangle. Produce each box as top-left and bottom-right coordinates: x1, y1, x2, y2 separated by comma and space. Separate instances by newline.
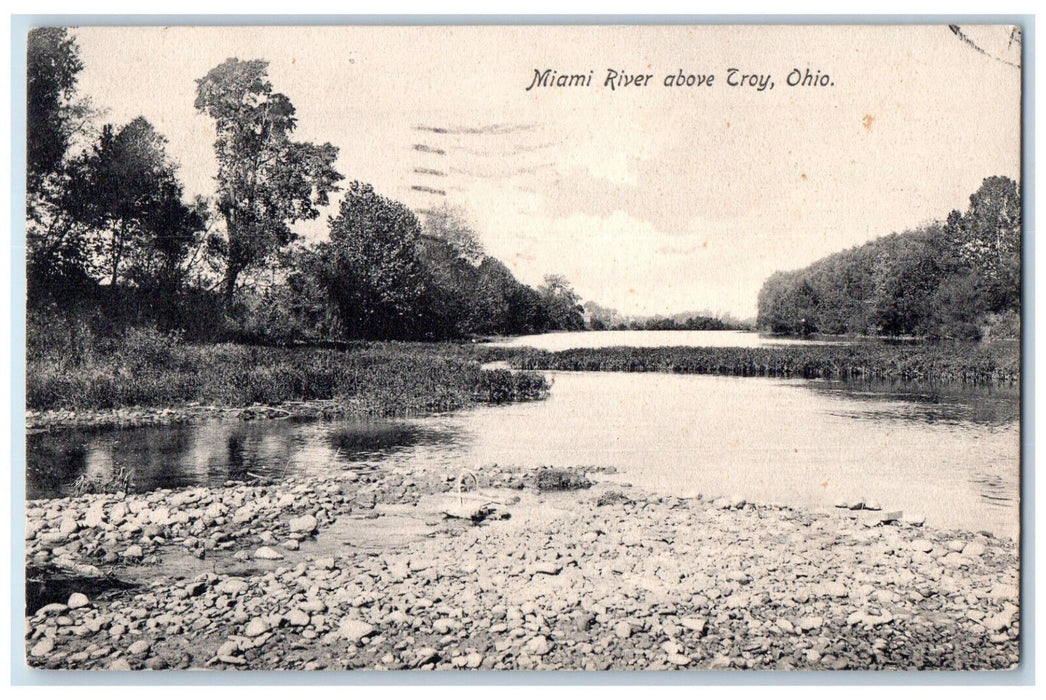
26, 29, 584, 343
756, 176, 1020, 340
582, 301, 749, 332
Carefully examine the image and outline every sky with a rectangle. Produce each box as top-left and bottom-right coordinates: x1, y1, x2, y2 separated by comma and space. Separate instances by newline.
69, 24, 1022, 318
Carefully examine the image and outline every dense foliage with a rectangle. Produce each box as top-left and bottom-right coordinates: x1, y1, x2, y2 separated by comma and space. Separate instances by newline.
756, 177, 1021, 340
25, 33, 585, 344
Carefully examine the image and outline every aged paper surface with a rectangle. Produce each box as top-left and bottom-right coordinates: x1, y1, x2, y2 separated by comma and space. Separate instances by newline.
23, 23, 1021, 673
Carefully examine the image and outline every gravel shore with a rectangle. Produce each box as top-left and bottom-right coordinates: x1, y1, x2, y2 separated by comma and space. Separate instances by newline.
24, 463, 1020, 672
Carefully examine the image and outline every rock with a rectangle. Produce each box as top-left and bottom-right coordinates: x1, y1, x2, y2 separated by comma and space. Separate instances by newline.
123, 545, 144, 559
67, 593, 90, 609
530, 562, 563, 576
286, 610, 311, 627
680, 617, 707, 635
217, 578, 250, 595
613, 621, 632, 639
668, 653, 692, 666
963, 542, 987, 557
525, 635, 551, 656
301, 600, 327, 613
282, 539, 300, 551
573, 611, 596, 631
244, 618, 271, 637
986, 611, 1014, 632
910, 539, 934, 553
289, 514, 318, 534
338, 619, 375, 642
149, 507, 171, 526
30, 638, 54, 657
109, 658, 132, 671
414, 647, 440, 666
127, 640, 151, 655
36, 603, 69, 616
905, 514, 926, 527
821, 581, 848, 598
465, 652, 483, 669
253, 546, 284, 560
59, 518, 79, 535
216, 640, 240, 658
798, 616, 823, 632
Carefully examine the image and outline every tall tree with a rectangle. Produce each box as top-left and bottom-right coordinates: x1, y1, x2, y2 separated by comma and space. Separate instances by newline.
945, 175, 1021, 312
194, 58, 342, 301
317, 182, 428, 340
538, 274, 585, 331
67, 117, 205, 288
25, 27, 96, 302
26, 27, 91, 207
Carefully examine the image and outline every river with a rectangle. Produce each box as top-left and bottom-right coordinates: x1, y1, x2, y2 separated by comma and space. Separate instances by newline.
27, 331, 1021, 539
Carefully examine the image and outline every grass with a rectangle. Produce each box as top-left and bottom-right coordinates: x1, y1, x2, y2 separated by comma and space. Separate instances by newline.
488, 341, 1020, 385
27, 318, 550, 414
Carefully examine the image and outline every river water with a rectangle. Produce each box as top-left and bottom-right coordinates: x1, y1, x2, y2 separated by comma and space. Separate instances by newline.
27, 332, 1021, 539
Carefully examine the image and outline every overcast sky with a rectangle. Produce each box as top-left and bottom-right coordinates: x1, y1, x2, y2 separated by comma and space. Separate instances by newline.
70, 24, 1021, 318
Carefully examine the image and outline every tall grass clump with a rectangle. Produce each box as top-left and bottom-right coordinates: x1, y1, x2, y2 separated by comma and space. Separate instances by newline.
495, 341, 1019, 385
27, 314, 550, 414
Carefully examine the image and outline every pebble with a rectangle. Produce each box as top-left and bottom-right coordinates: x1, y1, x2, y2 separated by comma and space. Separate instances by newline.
286, 610, 311, 627
339, 619, 376, 642
244, 618, 271, 637
253, 546, 284, 560
67, 593, 90, 609
289, 514, 318, 534
127, 640, 151, 655
525, 635, 551, 656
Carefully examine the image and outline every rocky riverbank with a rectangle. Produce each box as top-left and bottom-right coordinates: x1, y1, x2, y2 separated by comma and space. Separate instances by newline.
24, 464, 1020, 672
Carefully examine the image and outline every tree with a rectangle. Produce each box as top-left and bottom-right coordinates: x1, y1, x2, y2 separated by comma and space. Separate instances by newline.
67, 117, 205, 288
26, 27, 92, 208
26, 27, 96, 302
194, 58, 342, 302
538, 274, 585, 331
944, 176, 1021, 312
416, 207, 485, 338
316, 182, 428, 340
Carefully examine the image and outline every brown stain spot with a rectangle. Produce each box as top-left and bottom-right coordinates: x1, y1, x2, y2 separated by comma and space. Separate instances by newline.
800, 173, 807, 181
702, 241, 708, 249
821, 481, 829, 489
725, 121, 730, 128
628, 288, 635, 294
291, 56, 296, 64
862, 114, 875, 131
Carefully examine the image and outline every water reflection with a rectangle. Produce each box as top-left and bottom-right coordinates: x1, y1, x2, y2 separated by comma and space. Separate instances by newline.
807, 379, 1021, 427
27, 372, 1020, 538
26, 419, 451, 500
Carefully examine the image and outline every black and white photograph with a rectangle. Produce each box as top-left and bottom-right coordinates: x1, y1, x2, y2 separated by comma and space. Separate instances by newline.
19, 21, 1023, 674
